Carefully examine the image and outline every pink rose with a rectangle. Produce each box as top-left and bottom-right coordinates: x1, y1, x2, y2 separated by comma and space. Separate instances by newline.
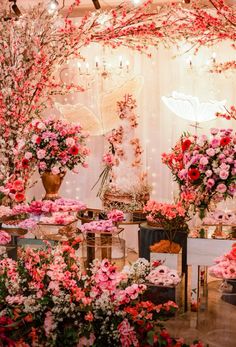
207, 178, 215, 188
51, 167, 60, 175
205, 170, 212, 177
211, 138, 220, 148
206, 148, 215, 156
24, 151, 33, 159
219, 170, 229, 180
216, 184, 227, 193
65, 137, 75, 146
39, 162, 47, 170
199, 157, 208, 165
37, 149, 46, 159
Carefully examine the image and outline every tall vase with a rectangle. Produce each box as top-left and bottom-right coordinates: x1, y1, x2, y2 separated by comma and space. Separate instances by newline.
41, 171, 65, 200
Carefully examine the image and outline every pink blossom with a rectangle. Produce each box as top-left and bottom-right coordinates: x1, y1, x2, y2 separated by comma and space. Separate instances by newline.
39, 161, 47, 170
219, 169, 229, 180
216, 183, 227, 193
0, 231, 11, 245
51, 166, 60, 175
205, 170, 212, 177
24, 151, 33, 159
199, 157, 208, 165
206, 148, 215, 156
211, 138, 220, 148
66, 137, 75, 146
206, 179, 215, 188
37, 149, 46, 159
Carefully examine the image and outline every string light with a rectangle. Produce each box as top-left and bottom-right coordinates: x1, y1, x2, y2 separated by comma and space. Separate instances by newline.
47, 0, 59, 14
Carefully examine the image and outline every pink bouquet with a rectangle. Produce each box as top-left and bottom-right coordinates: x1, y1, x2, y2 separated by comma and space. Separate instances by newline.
144, 200, 188, 231
80, 220, 118, 234
25, 118, 90, 175
0, 230, 11, 245
162, 128, 236, 216
209, 244, 236, 279
107, 209, 124, 223
146, 264, 181, 287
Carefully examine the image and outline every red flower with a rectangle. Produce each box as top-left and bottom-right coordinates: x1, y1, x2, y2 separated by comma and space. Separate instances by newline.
22, 158, 29, 169
69, 145, 79, 155
220, 136, 231, 146
12, 180, 24, 192
36, 137, 41, 145
14, 192, 25, 203
188, 168, 200, 181
181, 139, 191, 152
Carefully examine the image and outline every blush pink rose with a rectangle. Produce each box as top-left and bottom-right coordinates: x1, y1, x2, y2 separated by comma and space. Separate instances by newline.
0, 230, 11, 245
219, 170, 229, 180
37, 149, 46, 159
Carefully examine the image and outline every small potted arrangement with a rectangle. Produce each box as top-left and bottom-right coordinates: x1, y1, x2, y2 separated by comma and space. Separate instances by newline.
144, 200, 189, 271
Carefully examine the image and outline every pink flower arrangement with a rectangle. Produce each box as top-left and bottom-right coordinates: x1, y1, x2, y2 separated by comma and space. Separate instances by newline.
144, 200, 189, 231
40, 213, 76, 225
146, 265, 181, 287
80, 220, 117, 234
209, 244, 236, 279
27, 198, 86, 215
25, 118, 89, 175
0, 242, 204, 346
107, 209, 124, 223
0, 230, 11, 245
162, 128, 236, 215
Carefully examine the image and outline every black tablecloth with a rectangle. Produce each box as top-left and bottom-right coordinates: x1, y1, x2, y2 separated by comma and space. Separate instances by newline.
138, 223, 187, 274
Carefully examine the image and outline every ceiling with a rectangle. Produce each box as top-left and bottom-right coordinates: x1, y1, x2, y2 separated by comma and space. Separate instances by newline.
6, 0, 236, 17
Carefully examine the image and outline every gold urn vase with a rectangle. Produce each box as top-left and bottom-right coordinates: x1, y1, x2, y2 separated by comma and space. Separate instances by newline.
41, 171, 65, 200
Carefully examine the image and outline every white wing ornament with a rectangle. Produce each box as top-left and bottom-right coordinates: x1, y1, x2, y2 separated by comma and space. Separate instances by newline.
55, 103, 103, 136
162, 92, 226, 123
55, 76, 143, 136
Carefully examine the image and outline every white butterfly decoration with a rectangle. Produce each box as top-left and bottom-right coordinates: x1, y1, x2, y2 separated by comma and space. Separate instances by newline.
162, 91, 226, 123
55, 76, 143, 136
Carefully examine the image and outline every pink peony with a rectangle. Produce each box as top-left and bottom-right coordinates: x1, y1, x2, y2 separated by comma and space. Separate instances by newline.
0, 230, 11, 245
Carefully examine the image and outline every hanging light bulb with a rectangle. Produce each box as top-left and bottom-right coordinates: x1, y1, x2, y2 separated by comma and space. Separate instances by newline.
48, 0, 59, 14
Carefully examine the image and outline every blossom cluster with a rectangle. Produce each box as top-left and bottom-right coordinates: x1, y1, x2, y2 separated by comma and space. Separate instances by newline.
80, 219, 118, 234
146, 265, 181, 287
144, 200, 188, 231
25, 118, 89, 175
0, 243, 203, 346
27, 198, 86, 215
209, 244, 236, 279
162, 128, 236, 214
107, 209, 124, 223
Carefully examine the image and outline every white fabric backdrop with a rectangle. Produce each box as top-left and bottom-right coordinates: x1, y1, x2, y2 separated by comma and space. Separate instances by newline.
27, 42, 236, 251
28, 41, 235, 206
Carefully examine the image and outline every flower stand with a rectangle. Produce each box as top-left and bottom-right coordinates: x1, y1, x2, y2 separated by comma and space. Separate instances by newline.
81, 234, 126, 270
